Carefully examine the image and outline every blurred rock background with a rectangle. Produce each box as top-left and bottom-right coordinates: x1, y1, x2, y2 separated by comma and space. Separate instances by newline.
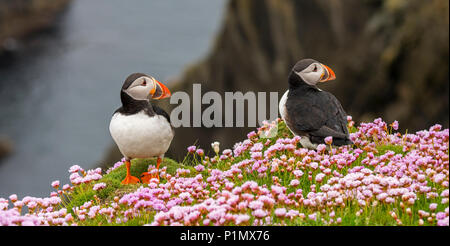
0, 0, 71, 55
0, 0, 225, 197
1, 0, 71, 160
161, 0, 449, 159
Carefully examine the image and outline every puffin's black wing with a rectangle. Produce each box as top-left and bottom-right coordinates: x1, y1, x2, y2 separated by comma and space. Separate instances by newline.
286, 89, 352, 146
151, 104, 171, 124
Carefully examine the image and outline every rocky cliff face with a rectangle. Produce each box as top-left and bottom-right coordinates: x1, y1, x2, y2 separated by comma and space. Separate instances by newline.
160, 0, 449, 160
0, 0, 71, 54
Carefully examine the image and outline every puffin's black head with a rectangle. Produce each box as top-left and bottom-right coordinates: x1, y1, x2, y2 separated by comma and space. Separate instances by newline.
289, 59, 336, 87
121, 73, 171, 102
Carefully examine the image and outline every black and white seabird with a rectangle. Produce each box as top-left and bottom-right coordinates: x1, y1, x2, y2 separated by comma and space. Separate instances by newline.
109, 73, 174, 184
279, 59, 353, 149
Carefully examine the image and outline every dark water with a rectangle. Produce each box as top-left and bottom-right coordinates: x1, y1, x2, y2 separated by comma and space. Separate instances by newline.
0, 0, 225, 198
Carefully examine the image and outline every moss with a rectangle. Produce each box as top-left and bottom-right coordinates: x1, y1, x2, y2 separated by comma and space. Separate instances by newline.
66, 157, 194, 212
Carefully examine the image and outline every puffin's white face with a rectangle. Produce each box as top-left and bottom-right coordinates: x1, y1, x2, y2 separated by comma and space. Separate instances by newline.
124, 76, 171, 101
295, 62, 336, 86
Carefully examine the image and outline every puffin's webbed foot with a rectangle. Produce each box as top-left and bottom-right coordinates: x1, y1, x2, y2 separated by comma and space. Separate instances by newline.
141, 157, 162, 184
121, 175, 140, 185
121, 160, 140, 185
140, 172, 159, 184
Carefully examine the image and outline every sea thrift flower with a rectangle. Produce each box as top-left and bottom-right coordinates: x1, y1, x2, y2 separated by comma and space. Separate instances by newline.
316, 144, 326, 153
0, 118, 448, 226
290, 179, 300, 187
324, 136, 333, 145
187, 146, 196, 153
9, 194, 17, 203
293, 170, 304, 178
391, 121, 399, 130
196, 149, 204, 156
274, 208, 287, 218
253, 209, 267, 219
235, 214, 250, 225
429, 203, 438, 211
51, 180, 60, 189
93, 183, 106, 191
195, 164, 205, 172
68, 165, 82, 173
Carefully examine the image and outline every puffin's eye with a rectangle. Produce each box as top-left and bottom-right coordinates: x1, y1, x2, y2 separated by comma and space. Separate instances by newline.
142, 80, 147, 86
313, 65, 317, 72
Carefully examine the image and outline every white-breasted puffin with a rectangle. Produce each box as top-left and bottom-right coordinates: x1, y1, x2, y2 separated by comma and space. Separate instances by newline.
279, 59, 353, 149
109, 73, 174, 184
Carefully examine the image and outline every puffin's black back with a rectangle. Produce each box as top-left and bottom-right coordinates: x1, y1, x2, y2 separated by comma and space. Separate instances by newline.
285, 70, 352, 146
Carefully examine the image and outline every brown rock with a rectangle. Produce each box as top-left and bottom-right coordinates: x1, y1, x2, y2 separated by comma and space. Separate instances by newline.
160, 0, 449, 160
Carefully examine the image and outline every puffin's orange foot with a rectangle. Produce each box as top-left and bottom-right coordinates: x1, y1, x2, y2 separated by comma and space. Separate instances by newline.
121, 175, 140, 185
140, 172, 159, 184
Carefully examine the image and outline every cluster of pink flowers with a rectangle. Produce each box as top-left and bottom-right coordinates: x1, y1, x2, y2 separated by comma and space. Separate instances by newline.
0, 117, 448, 226
0, 191, 71, 226
68, 118, 449, 226
69, 167, 102, 186
106, 158, 126, 174
0, 165, 106, 226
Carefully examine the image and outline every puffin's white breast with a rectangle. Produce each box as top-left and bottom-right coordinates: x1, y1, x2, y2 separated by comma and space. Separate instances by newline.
279, 90, 289, 122
109, 111, 174, 159
279, 90, 295, 135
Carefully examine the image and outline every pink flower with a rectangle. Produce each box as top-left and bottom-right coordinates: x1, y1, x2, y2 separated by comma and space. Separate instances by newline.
315, 173, 325, 183
429, 203, 438, 211
9, 194, 17, 202
274, 208, 287, 217
436, 212, 446, 220
194, 164, 205, 172
187, 146, 196, 153
235, 214, 250, 225
196, 149, 204, 156
62, 184, 71, 191
290, 179, 300, 187
253, 209, 267, 218
324, 136, 333, 145
247, 131, 257, 139
68, 165, 82, 173
93, 183, 106, 191
391, 121, 399, 130
293, 170, 304, 178
316, 144, 326, 153
51, 180, 60, 189
437, 217, 449, 226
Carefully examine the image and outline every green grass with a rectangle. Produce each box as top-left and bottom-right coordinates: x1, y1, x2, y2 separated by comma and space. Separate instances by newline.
64, 158, 194, 214
376, 144, 405, 156
56, 121, 446, 226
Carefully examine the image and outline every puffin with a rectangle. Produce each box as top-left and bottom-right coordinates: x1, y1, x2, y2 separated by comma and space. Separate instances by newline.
279, 59, 353, 149
109, 73, 174, 184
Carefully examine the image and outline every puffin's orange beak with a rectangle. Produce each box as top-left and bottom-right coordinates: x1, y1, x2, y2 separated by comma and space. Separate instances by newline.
151, 79, 171, 100
319, 64, 336, 82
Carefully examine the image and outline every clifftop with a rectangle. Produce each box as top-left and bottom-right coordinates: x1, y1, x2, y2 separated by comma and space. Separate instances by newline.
1, 118, 449, 226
